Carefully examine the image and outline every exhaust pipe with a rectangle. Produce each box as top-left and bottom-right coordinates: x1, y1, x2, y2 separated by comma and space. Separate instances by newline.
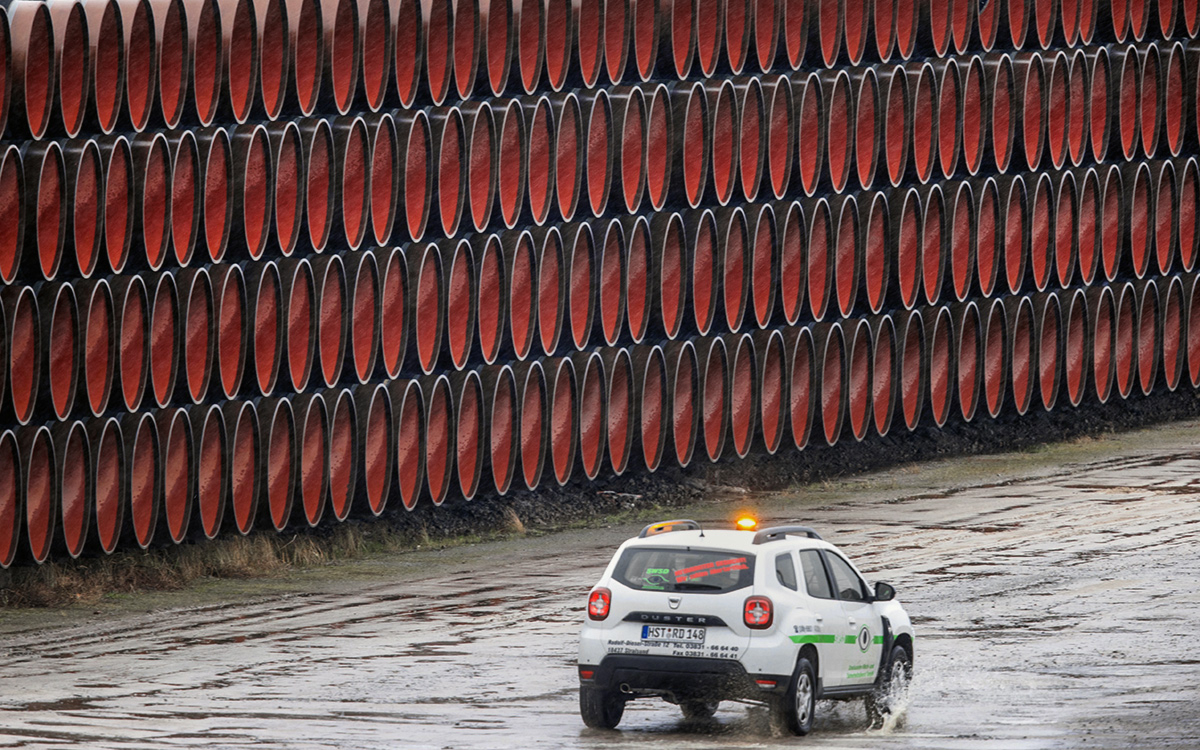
63, 138, 104, 279
222, 399, 259, 533
330, 388, 359, 518
78, 279, 116, 417
788, 326, 815, 449
353, 382, 393, 513
1063, 288, 1088, 406
698, 336, 728, 461
873, 314, 902, 436
190, 403, 227, 539
846, 319, 872, 441
245, 260, 283, 395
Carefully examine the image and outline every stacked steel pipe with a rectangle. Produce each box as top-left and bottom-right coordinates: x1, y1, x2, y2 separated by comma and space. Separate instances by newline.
1, 0, 1199, 564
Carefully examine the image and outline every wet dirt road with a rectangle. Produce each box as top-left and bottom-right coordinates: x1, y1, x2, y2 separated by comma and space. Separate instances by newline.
1, 424, 1199, 749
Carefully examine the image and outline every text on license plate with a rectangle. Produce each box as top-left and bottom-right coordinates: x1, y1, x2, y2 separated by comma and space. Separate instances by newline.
641, 625, 706, 643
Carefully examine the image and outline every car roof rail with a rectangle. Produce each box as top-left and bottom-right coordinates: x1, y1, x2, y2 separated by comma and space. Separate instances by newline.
638, 519, 703, 538
752, 525, 823, 544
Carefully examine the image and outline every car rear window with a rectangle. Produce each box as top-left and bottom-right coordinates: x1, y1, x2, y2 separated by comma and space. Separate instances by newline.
612, 548, 756, 593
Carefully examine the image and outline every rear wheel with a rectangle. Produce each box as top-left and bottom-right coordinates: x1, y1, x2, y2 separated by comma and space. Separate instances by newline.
771, 655, 816, 735
580, 687, 625, 729
680, 700, 720, 719
866, 644, 912, 727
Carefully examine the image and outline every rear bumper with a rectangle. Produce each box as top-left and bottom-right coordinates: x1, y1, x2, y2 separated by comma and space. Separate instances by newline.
580, 655, 790, 702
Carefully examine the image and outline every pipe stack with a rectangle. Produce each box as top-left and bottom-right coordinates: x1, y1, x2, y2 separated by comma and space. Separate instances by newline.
0, 0, 1198, 564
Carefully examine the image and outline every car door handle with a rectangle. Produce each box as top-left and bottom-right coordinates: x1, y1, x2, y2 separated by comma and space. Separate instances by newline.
814, 615, 823, 622
847, 618, 856, 626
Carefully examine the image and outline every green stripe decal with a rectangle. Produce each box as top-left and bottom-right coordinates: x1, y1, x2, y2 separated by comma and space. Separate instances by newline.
874, 636, 885, 644
789, 634, 837, 644
843, 635, 857, 644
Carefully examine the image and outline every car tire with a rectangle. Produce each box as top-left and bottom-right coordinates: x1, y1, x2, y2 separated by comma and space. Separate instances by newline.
680, 700, 719, 719
866, 644, 912, 727
772, 655, 816, 735
580, 687, 625, 729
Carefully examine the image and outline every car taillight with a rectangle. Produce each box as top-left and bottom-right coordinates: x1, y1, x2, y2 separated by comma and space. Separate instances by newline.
588, 587, 612, 620
744, 596, 773, 629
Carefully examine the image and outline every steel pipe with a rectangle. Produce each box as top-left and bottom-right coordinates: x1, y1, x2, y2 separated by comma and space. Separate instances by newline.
108, 276, 148, 412
1063, 288, 1088, 406
251, 0, 286, 118
662, 340, 698, 469
120, 410, 159, 547
357, 0, 391, 110
193, 127, 232, 263
650, 211, 687, 339
891, 187, 920, 309
1123, 161, 1154, 280
573, 351, 606, 479
684, 209, 719, 335
344, 250, 380, 383
1078, 166, 1101, 285
38, 282, 79, 421
449, 371, 483, 498
724, 333, 756, 457
378, 247, 408, 379
984, 54, 1015, 174
1008, 295, 1035, 416
546, 357, 577, 485
18, 425, 55, 563
299, 118, 334, 252
293, 392, 329, 525
833, 195, 860, 318
263, 121, 302, 255
536, 225, 565, 355
524, 96, 555, 225
982, 298, 1007, 418
175, 268, 214, 404
598, 347, 633, 474
1155, 161, 1176, 277
1162, 275, 1185, 391
1028, 172, 1054, 292
424, 0, 453, 104
634, 345, 667, 471
999, 174, 1028, 295
86, 417, 122, 554
898, 308, 926, 428
870, 315, 897, 435
222, 399, 259, 533
787, 325, 815, 449
611, 86, 647, 214
156, 406, 193, 543
794, 73, 824, 196
807, 197, 834, 321
671, 81, 710, 208
319, 0, 360, 113
645, 84, 671, 211
567, 222, 596, 350
169, 131, 200, 267
764, 75, 795, 199
1116, 46, 1140, 161
63, 138, 104, 279
582, 90, 614, 218
955, 301, 982, 421
598, 219, 626, 346
1180, 158, 1198, 272
495, 99, 526, 229
864, 193, 890, 313
513, 360, 546, 490
22, 142, 68, 280
245, 261, 283, 395
846, 319, 872, 441
396, 110, 433, 242
460, 102, 495, 233
543, 0, 569, 89
1136, 280, 1160, 396
717, 206, 750, 332
1115, 282, 1137, 399
352, 383, 392, 512
815, 322, 845, 446
330, 116, 371, 250
51, 420, 90, 558
479, 232, 517, 362
312, 255, 348, 387
948, 181, 973, 302
697, 336, 728, 462
0, 146, 25, 285
921, 184, 946, 306
929, 306, 954, 426
78, 278, 115, 417
1088, 47, 1111, 163
1055, 171, 1078, 289
1046, 51, 1071, 169
260, 396, 296, 529
1067, 49, 1088, 167
406, 242, 444, 375
279, 257, 316, 392
515, 0, 543, 92
961, 56, 986, 176
907, 63, 938, 184
749, 203, 777, 328
1087, 284, 1116, 403
622, 214, 653, 343
190, 403, 227, 539
1163, 42, 1185, 157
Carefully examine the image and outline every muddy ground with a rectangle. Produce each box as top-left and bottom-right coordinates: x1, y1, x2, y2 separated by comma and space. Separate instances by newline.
1, 396, 1199, 748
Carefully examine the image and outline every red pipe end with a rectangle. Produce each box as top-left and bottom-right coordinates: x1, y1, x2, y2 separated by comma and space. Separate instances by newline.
437, 110, 465, 237
504, 233, 533, 359
0, 148, 24, 284
161, 409, 193, 543
453, 0, 480, 98
118, 278, 148, 411
380, 249, 407, 378
84, 282, 114, 416
286, 261, 314, 392
361, 0, 390, 109
252, 263, 282, 395
580, 355, 606, 477
47, 286, 79, 420
329, 0, 359, 113
468, 106, 495, 233
488, 367, 517, 493
640, 349, 666, 471
607, 351, 633, 474
751, 205, 776, 327
446, 241, 475, 369
195, 406, 226, 538
865, 194, 889, 312
140, 134, 171, 271
124, 0, 155, 131
848, 322, 871, 440
394, 0, 420, 106
730, 337, 755, 457
722, 209, 749, 331
873, 318, 896, 434
24, 427, 55, 562
171, 133, 199, 267
203, 130, 231, 262
499, 102, 525, 227
518, 0, 543, 92
544, 0, 569, 89
35, 144, 67, 280
92, 419, 122, 554
228, 402, 257, 533
127, 414, 158, 547
626, 218, 650, 342
265, 400, 295, 529
415, 246, 443, 374
556, 96, 582, 221
361, 385, 390, 513
217, 267, 245, 399
272, 122, 302, 255
369, 117, 397, 247
538, 229, 563, 355
550, 362, 576, 484
298, 397, 327, 525
183, 271, 214, 403
306, 121, 334, 251
191, 0, 223, 125
520, 365, 546, 489
157, 0, 188, 127
317, 260, 346, 387
426, 0, 452, 104
693, 211, 718, 334
456, 374, 483, 498
569, 225, 595, 349
790, 330, 814, 449
241, 126, 272, 259
351, 255, 379, 383
820, 327, 845, 445
149, 274, 178, 408
527, 98, 553, 224
659, 214, 685, 338
826, 75, 851, 192
226, 0, 258, 121
258, 0, 287, 118
600, 222, 625, 345
477, 238, 503, 364
340, 118, 370, 248
72, 141, 103, 278
646, 86, 670, 210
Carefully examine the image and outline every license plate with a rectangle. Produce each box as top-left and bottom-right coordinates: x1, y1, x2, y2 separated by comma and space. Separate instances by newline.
641, 625, 706, 644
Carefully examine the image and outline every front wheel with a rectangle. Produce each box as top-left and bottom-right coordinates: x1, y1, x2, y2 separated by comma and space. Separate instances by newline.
580, 687, 625, 729
771, 656, 816, 735
866, 645, 912, 727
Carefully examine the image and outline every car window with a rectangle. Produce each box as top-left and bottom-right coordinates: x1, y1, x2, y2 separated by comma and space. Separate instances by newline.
798, 550, 834, 599
612, 548, 756, 593
825, 552, 869, 602
775, 553, 798, 591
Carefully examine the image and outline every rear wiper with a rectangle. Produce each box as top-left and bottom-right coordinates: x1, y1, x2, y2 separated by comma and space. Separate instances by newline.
672, 582, 724, 591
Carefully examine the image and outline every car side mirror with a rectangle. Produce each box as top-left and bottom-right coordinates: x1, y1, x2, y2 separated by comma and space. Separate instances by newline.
873, 582, 896, 601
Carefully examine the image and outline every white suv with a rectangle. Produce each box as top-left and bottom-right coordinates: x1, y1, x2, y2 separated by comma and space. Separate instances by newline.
577, 519, 915, 734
